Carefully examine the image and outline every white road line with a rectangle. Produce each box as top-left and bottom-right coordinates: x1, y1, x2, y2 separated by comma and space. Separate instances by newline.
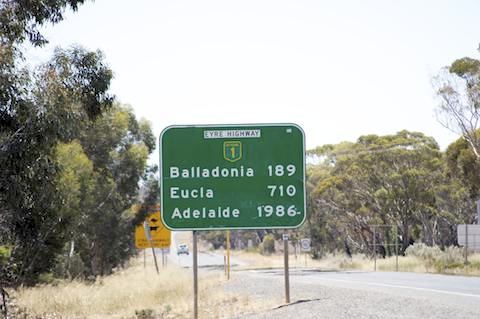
313, 277, 480, 299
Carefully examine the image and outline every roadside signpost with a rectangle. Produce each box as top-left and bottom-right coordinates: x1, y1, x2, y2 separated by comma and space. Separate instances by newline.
300, 238, 311, 267
143, 221, 159, 274
160, 124, 305, 230
300, 238, 311, 252
160, 124, 306, 317
135, 210, 171, 274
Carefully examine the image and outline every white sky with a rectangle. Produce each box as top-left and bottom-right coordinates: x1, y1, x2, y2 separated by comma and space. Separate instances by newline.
28, 0, 480, 161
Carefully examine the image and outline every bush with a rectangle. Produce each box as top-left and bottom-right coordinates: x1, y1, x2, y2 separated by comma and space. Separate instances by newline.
0, 246, 11, 265
434, 246, 464, 272
38, 273, 56, 284
53, 253, 86, 279
259, 234, 275, 255
135, 309, 156, 319
405, 243, 464, 272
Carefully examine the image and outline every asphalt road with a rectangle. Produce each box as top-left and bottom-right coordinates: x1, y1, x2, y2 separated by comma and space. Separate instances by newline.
233, 268, 480, 318
249, 268, 480, 298
166, 231, 244, 268
154, 234, 480, 317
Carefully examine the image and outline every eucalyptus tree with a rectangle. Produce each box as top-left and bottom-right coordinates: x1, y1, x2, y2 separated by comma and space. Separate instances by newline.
434, 54, 480, 160
308, 131, 443, 254
52, 104, 155, 277
0, 0, 115, 284
437, 133, 480, 230
0, 46, 112, 284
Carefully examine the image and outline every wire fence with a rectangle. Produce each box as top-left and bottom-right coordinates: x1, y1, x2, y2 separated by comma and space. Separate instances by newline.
370, 225, 402, 272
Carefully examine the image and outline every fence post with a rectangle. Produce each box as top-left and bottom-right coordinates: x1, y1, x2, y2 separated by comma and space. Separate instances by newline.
395, 226, 399, 272
465, 224, 469, 265
1, 287, 9, 319
373, 226, 377, 271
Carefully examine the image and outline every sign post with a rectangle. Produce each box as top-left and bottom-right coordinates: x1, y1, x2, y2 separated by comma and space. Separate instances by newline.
226, 230, 231, 280
192, 231, 198, 319
160, 124, 306, 312
143, 221, 159, 275
283, 233, 290, 303
136, 210, 171, 274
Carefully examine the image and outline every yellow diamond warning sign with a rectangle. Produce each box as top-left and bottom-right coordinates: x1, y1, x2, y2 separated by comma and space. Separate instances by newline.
135, 210, 171, 249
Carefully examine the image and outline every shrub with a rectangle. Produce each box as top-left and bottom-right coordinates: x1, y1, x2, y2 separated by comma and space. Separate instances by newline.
135, 309, 156, 319
434, 246, 464, 272
259, 234, 275, 255
0, 246, 11, 265
38, 273, 55, 284
406, 243, 465, 273
405, 243, 441, 271
53, 253, 86, 279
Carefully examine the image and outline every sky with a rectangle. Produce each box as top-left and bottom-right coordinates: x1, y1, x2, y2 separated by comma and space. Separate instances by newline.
28, 0, 480, 161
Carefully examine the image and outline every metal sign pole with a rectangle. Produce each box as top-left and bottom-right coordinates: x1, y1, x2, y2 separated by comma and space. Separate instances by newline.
144, 222, 159, 274
477, 199, 480, 224
465, 224, 468, 265
283, 234, 290, 303
193, 231, 199, 319
373, 226, 377, 272
395, 228, 399, 272
227, 230, 231, 280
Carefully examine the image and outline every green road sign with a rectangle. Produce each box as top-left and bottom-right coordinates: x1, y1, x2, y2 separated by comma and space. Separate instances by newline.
160, 124, 305, 230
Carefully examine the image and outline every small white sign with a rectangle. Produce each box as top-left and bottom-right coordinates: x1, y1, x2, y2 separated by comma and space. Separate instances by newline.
457, 224, 480, 251
300, 238, 311, 252
282, 234, 289, 241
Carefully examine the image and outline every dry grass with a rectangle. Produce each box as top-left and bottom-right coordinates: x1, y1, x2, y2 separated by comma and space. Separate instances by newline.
15, 253, 268, 319
15, 248, 480, 318
233, 250, 480, 276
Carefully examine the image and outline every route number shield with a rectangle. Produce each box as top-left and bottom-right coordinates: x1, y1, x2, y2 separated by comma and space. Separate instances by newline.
223, 141, 242, 162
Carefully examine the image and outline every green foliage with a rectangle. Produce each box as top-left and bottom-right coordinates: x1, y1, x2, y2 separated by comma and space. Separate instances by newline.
449, 57, 480, 78
259, 234, 275, 255
1, 45, 114, 285
0, 0, 86, 46
434, 50, 480, 160
0, 3, 153, 285
62, 104, 154, 277
306, 131, 445, 256
37, 273, 56, 285
445, 134, 480, 201
0, 246, 11, 265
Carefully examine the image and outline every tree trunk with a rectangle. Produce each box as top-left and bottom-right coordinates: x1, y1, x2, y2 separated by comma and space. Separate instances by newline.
402, 223, 409, 253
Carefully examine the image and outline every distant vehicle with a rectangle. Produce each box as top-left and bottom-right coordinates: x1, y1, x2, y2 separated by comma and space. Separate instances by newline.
177, 244, 189, 255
